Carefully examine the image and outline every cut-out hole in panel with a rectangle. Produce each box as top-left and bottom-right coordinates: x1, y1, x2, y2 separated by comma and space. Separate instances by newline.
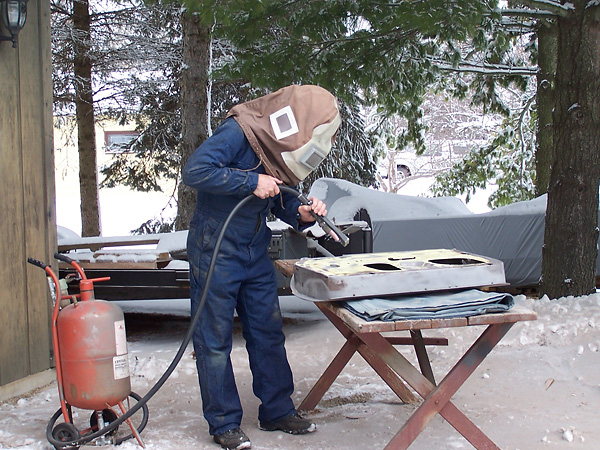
429, 258, 485, 266
364, 263, 401, 271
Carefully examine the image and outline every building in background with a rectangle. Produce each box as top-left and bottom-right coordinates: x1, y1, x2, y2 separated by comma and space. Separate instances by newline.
54, 118, 177, 237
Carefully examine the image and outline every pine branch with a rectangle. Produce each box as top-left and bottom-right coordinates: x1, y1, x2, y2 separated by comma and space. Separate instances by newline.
434, 61, 538, 76
503, 0, 574, 17
501, 8, 557, 18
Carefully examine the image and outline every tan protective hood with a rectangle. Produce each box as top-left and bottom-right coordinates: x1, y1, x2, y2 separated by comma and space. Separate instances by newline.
227, 85, 341, 186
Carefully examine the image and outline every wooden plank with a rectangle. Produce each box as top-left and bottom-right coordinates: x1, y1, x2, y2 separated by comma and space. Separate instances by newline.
41, 0, 58, 368
58, 236, 163, 252
467, 306, 537, 326
395, 316, 469, 331
298, 336, 361, 411
59, 261, 164, 270
91, 250, 171, 260
357, 343, 418, 404
322, 302, 398, 333
21, 0, 53, 376
410, 330, 436, 385
387, 336, 448, 346
0, 43, 30, 386
59, 249, 172, 265
312, 304, 418, 405
274, 259, 298, 278
357, 331, 497, 450
384, 323, 514, 450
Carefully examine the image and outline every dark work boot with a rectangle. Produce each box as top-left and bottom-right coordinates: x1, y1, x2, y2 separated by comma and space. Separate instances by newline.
213, 427, 251, 450
259, 412, 316, 435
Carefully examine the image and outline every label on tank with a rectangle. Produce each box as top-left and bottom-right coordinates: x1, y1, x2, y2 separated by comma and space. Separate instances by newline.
114, 320, 127, 355
113, 355, 130, 380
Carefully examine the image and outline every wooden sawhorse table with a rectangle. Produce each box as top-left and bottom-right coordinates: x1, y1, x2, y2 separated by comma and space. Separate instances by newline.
297, 301, 537, 450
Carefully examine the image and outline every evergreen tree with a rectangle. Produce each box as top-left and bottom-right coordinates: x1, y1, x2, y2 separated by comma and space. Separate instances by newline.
190, 0, 528, 144
182, 0, 600, 298
431, 83, 538, 208
541, 1, 600, 298
188, 0, 537, 198
52, 0, 182, 234
53, 0, 100, 236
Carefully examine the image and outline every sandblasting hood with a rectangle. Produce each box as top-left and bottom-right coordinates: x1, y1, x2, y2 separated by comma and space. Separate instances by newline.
227, 85, 341, 186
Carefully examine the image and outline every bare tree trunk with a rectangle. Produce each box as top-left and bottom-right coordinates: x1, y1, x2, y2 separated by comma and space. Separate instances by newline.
541, 2, 600, 298
73, 0, 101, 237
535, 22, 557, 196
175, 12, 211, 231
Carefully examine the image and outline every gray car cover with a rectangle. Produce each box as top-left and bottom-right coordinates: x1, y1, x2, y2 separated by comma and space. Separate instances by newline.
308, 178, 600, 287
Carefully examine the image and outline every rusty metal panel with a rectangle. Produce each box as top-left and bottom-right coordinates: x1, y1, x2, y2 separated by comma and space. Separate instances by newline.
291, 249, 507, 301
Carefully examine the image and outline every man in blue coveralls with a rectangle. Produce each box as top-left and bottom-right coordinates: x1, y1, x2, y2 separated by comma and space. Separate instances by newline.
183, 85, 342, 450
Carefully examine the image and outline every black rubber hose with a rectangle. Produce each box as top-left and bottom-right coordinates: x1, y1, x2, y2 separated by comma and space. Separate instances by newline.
47, 186, 346, 447
46, 391, 149, 447
47, 193, 256, 447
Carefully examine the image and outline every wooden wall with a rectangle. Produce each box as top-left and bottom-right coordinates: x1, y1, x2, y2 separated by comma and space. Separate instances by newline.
0, 0, 56, 391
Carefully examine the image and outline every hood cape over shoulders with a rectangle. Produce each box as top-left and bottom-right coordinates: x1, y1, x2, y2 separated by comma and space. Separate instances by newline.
227, 85, 341, 186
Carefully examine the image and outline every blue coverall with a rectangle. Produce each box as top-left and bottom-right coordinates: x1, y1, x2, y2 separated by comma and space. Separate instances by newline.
182, 117, 305, 436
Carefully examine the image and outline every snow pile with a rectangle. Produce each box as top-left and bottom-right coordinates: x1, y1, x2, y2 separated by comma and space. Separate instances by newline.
505, 293, 600, 348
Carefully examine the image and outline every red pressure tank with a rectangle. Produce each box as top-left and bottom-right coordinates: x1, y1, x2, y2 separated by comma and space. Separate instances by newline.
57, 299, 131, 410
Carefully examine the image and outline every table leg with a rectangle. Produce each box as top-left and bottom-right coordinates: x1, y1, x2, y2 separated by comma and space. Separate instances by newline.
388, 322, 514, 450
306, 304, 417, 405
359, 322, 514, 450
410, 330, 436, 385
357, 343, 418, 404
299, 335, 360, 411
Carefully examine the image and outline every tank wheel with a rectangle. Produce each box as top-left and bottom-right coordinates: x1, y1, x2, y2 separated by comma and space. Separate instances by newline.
51, 422, 80, 450
47, 392, 148, 447
89, 408, 119, 436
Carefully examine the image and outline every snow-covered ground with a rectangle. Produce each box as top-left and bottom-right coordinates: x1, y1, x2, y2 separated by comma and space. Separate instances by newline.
1, 294, 600, 450
4, 176, 598, 450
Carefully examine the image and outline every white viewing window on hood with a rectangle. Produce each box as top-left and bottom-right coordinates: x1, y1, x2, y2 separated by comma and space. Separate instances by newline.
270, 106, 299, 140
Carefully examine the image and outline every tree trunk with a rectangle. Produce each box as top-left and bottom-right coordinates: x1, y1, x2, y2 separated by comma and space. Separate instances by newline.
175, 12, 211, 231
73, 0, 101, 237
535, 22, 557, 196
541, 2, 600, 298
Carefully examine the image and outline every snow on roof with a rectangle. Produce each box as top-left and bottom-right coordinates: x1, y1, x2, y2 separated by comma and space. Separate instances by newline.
308, 178, 473, 223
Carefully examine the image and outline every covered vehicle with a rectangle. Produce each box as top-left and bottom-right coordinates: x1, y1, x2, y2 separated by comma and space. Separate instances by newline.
308, 178, 600, 288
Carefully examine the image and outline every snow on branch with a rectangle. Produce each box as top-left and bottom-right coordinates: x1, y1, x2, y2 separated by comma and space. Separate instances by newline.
501, 8, 558, 18
433, 61, 538, 76
503, 0, 575, 17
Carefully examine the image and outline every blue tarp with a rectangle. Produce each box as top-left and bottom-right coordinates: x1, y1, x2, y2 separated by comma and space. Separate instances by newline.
343, 289, 514, 321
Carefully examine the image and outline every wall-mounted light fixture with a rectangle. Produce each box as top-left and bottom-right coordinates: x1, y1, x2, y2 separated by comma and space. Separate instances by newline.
0, 0, 28, 48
